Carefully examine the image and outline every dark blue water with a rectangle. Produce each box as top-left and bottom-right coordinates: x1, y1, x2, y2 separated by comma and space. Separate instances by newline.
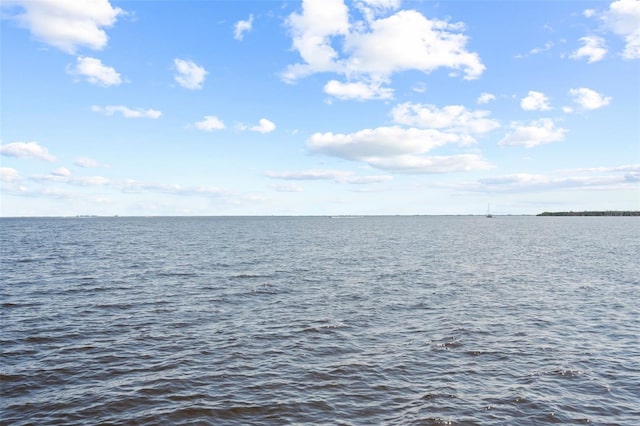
1, 216, 639, 425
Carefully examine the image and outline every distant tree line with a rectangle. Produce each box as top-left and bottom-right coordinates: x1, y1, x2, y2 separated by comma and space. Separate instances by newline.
537, 211, 640, 216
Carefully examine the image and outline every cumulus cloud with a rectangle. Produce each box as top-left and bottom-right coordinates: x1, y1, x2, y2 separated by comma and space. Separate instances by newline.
571, 36, 607, 63
569, 87, 612, 110
476, 92, 496, 104
520, 91, 551, 111
355, 0, 401, 22
603, 0, 640, 59
67, 56, 122, 86
265, 169, 393, 184
306, 125, 492, 173
250, 119, 276, 134
234, 14, 253, 40
308, 126, 458, 159
324, 79, 394, 100
194, 115, 225, 131
284, 0, 349, 80
174, 58, 207, 90
1, 167, 20, 182
499, 118, 567, 148
342, 10, 485, 80
5, 0, 123, 53
0, 141, 56, 162
365, 154, 492, 174
91, 105, 162, 118
391, 103, 500, 137
283, 1, 484, 99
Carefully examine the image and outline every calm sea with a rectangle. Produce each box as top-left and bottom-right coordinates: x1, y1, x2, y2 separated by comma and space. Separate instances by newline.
1, 216, 639, 425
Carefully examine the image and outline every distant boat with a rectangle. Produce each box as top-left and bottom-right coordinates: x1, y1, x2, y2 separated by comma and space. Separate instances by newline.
486, 204, 493, 218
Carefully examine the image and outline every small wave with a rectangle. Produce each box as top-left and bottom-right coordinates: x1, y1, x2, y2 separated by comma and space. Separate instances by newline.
24, 335, 58, 344
548, 368, 586, 378
432, 340, 463, 350
231, 273, 274, 280
420, 393, 458, 401
156, 272, 200, 278
15, 258, 39, 263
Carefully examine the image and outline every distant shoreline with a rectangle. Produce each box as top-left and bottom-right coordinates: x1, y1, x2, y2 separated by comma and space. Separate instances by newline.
537, 211, 640, 216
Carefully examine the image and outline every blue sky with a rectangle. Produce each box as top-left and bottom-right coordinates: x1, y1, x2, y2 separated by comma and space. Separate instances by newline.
1, 0, 639, 216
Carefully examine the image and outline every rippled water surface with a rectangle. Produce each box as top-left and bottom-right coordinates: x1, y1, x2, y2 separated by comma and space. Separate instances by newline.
1, 216, 639, 425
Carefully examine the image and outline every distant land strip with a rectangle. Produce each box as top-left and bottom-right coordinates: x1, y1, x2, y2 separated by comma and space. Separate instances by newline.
537, 211, 640, 216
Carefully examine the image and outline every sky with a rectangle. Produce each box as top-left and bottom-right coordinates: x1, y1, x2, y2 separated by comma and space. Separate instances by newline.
1, 0, 639, 216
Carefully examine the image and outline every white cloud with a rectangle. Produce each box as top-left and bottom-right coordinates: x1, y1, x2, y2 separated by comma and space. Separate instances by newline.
35, 167, 71, 182
603, 0, 640, 59
283, 1, 485, 95
75, 176, 109, 186
520, 91, 551, 111
412, 82, 427, 93
344, 174, 394, 184
308, 126, 459, 160
342, 10, 485, 80
470, 164, 640, 193
365, 154, 492, 173
391, 103, 500, 136
121, 179, 226, 197
584, 9, 597, 18
272, 183, 304, 192
499, 118, 567, 148
530, 41, 554, 55
92, 105, 162, 119
51, 167, 72, 177
194, 115, 225, 131
570, 36, 607, 63
234, 14, 253, 41
67, 56, 121, 86
265, 169, 393, 184
283, 0, 349, 80
5, 0, 123, 53
1, 167, 20, 182
478, 173, 622, 192
516, 41, 554, 58
0, 141, 56, 162
477, 92, 496, 104
267, 169, 353, 180
567, 164, 640, 173
74, 157, 100, 168
355, 0, 401, 22
31, 167, 110, 186
250, 118, 276, 134
174, 58, 207, 90
306, 125, 492, 173
569, 87, 612, 110
359, 0, 401, 7
324, 79, 394, 100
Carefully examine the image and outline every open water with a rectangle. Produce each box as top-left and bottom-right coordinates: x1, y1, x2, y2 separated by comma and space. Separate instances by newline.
1, 216, 639, 425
